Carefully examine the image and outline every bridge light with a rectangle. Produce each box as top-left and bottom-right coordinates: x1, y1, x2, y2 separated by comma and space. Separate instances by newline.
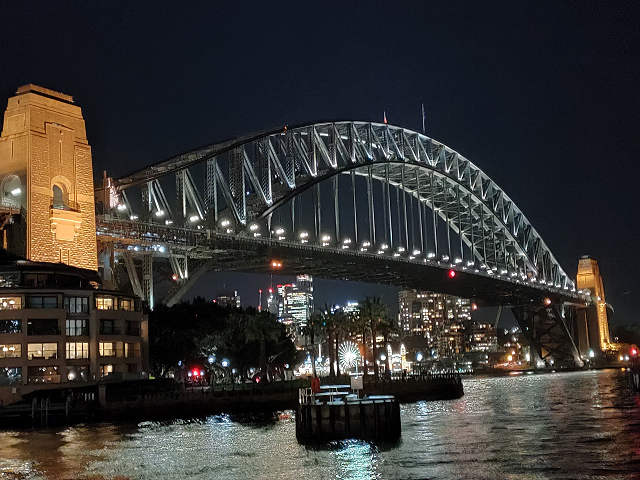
343, 238, 352, 244
155, 210, 165, 217
129, 215, 138, 221
299, 231, 309, 238
413, 249, 421, 256
189, 215, 200, 223
500, 269, 508, 274
362, 241, 371, 248
409, 255, 415, 260
172, 274, 178, 281
221, 219, 230, 227
454, 257, 462, 264
321, 234, 331, 243
275, 227, 285, 235
380, 243, 388, 250
117, 203, 127, 211
10, 187, 21, 196
447, 269, 456, 278
393, 252, 400, 257
253, 232, 261, 237
467, 260, 474, 267
427, 252, 436, 259
398, 246, 405, 253
441, 255, 449, 262
250, 224, 259, 231
165, 219, 173, 225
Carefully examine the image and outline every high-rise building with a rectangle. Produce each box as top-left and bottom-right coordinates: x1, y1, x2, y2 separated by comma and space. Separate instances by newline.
277, 275, 313, 333
216, 291, 241, 308
469, 323, 498, 352
398, 290, 471, 356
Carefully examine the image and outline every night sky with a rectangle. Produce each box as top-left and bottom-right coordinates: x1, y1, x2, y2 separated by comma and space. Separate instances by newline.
1, 3, 638, 324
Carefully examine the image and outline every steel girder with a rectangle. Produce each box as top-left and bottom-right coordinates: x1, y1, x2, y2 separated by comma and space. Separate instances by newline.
110, 121, 575, 293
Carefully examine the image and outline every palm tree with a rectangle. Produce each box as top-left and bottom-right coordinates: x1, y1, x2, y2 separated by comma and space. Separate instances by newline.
377, 315, 398, 375
303, 312, 325, 376
359, 296, 388, 379
244, 309, 282, 381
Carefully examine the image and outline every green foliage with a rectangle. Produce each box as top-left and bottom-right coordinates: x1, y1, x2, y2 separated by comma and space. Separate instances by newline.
148, 298, 298, 380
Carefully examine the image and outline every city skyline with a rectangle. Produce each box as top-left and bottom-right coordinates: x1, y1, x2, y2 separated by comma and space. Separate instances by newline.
0, 3, 638, 324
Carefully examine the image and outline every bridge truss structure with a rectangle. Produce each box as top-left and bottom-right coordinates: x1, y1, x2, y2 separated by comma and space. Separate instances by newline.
95, 121, 589, 367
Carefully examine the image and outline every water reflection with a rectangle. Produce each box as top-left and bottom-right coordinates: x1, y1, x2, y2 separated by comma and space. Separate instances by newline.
0, 369, 638, 479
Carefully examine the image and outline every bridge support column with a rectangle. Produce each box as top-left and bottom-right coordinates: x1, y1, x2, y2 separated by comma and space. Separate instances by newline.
142, 254, 154, 310
512, 304, 583, 368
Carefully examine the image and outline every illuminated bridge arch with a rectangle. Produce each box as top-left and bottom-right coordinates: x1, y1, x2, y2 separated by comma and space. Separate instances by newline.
107, 121, 575, 298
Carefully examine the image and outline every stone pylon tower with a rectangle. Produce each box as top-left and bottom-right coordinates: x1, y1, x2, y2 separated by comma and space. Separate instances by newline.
576, 256, 610, 354
0, 85, 97, 270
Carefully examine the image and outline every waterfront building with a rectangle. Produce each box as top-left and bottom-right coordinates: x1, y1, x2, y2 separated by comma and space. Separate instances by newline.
469, 322, 498, 352
398, 290, 471, 356
0, 257, 148, 404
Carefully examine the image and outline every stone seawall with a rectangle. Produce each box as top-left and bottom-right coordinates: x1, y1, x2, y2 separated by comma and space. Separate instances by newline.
0, 375, 464, 427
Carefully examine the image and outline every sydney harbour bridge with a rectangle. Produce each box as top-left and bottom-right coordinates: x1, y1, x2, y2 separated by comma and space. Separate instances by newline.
92, 121, 597, 369
0, 86, 605, 369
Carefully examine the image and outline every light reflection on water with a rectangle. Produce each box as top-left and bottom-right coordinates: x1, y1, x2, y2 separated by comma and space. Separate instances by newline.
0, 369, 639, 479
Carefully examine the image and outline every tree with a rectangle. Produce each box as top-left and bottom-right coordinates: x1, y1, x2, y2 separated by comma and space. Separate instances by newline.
303, 313, 325, 376
359, 296, 388, 379
244, 308, 282, 381
377, 314, 398, 374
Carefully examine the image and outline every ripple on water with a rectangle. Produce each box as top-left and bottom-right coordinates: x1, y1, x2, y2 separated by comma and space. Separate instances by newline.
1, 370, 639, 480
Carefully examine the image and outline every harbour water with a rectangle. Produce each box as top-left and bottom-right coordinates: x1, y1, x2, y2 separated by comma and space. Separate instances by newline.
1, 369, 639, 479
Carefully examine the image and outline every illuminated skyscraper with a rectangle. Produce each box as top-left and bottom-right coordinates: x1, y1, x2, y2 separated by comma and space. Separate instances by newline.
277, 275, 313, 333
398, 290, 471, 356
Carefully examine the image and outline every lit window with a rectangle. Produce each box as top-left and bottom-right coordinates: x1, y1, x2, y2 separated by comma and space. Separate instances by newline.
0, 343, 21, 358
120, 298, 134, 311
66, 342, 89, 359
100, 364, 114, 377
0, 296, 22, 310
27, 343, 58, 360
95, 296, 115, 310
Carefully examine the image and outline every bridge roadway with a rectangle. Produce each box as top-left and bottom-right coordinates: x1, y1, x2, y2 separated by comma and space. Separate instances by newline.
96, 215, 583, 309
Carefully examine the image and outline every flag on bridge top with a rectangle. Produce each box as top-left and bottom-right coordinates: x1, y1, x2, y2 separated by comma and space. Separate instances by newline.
384, 111, 388, 124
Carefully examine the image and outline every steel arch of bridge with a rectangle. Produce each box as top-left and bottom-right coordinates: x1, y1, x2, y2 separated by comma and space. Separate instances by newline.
111, 121, 575, 294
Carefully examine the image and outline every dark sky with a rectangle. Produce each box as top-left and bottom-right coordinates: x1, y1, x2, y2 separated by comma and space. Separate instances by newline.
1, 2, 638, 324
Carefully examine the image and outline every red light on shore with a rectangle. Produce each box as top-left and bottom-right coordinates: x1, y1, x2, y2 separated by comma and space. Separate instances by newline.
472, 303, 478, 311
448, 269, 456, 278
631, 348, 637, 356
544, 298, 552, 306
